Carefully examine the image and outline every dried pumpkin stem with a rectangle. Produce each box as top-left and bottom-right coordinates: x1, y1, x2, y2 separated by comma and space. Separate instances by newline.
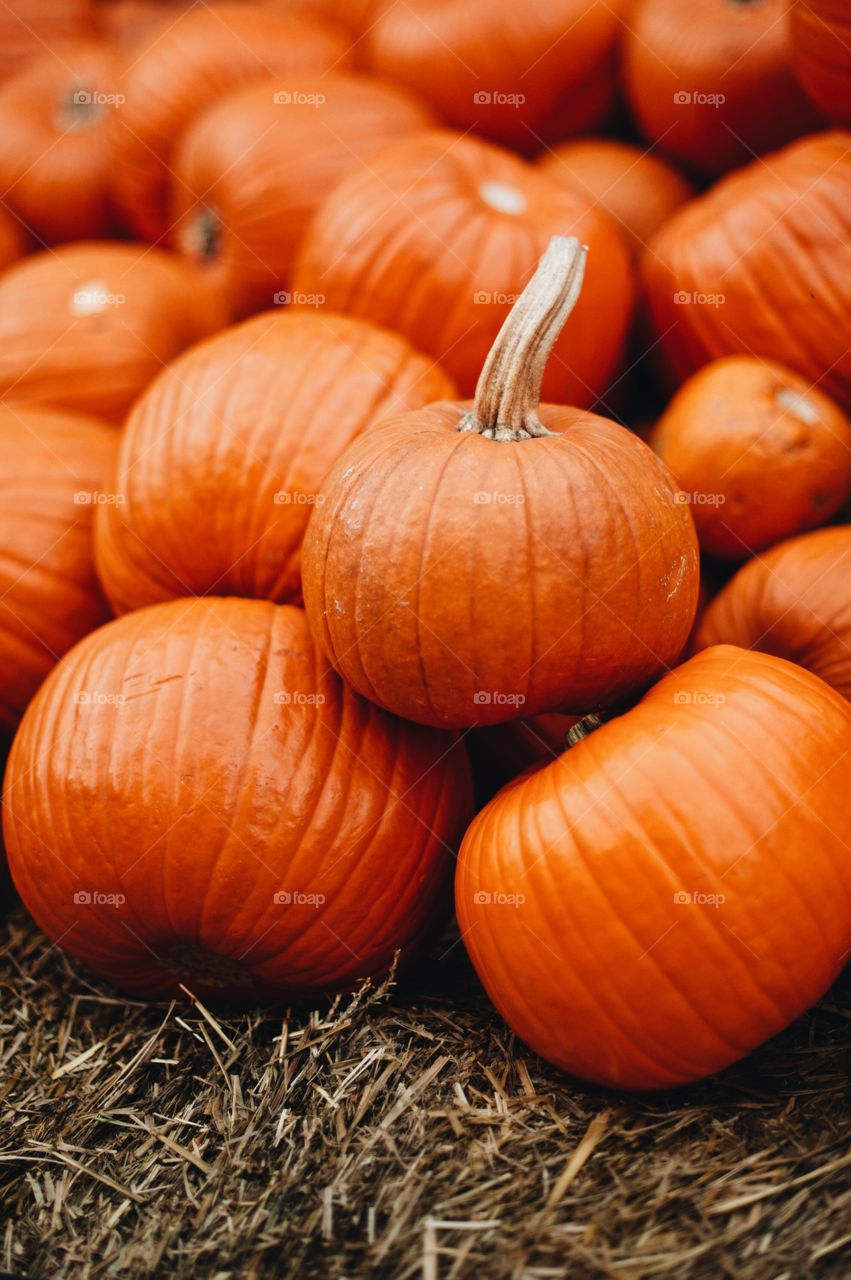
459, 235, 587, 442
565, 714, 603, 748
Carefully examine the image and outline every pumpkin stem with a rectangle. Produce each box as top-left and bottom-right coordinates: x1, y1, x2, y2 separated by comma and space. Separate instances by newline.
459, 235, 587, 442
565, 714, 603, 748
185, 208, 221, 262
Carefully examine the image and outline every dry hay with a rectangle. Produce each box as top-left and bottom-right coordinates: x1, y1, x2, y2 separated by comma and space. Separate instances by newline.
1, 908, 850, 1280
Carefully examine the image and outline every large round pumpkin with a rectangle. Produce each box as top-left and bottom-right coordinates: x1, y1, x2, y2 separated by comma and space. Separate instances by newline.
693, 527, 851, 701
0, 0, 93, 83
2, 598, 472, 1004
457, 645, 851, 1090
109, 2, 349, 242
0, 242, 226, 422
0, 41, 121, 245
301, 237, 698, 729
171, 74, 433, 318
643, 131, 851, 410
0, 402, 116, 734
791, 0, 851, 127
94, 310, 455, 614
293, 130, 634, 406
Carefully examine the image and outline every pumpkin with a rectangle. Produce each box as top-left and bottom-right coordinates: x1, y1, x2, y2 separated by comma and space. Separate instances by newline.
0, 402, 116, 734
294, 0, 384, 34
623, 0, 821, 176
109, 2, 350, 242
791, 0, 851, 127
643, 131, 851, 411
293, 130, 634, 407
301, 237, 698, 729
457, 645, 851, 1090
0, 41, 122, 245
2, 597, 472, 1003
538, 139, 694, 258
650, 357, 851, 560
467, 714, 579, 807
94, 310, 455, 614
170, 74, 434, 318
693, 527, 851, 701
93, 0, 195, 50
0, 242, 227, 423
0, 0, 93, 84
364, 0, 623, 149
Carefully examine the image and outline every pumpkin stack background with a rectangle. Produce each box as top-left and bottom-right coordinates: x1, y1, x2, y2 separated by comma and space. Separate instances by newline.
1, 2, 850, 1277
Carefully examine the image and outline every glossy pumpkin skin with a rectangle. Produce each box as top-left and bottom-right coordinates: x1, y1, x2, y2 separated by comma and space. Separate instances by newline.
643, 132, 851, 410
301, 403, 699, 729
0, 242, 227, 423
457, 646, 851, 1091
623, 0, 820, 175
0, 403, 116, 733
365, 0, 623, 148
0, 42, 122, 245
693, 527, 851, 701
171, 75, 434, 318
651, 357, 851, 560
109, 2, 349, 242
538, 139, 694, 258
0, 0, 93, 83
792, 0, 851, 127
94, 310, 455, 614
294, 130, 634, 407
3, 598, 472, 1004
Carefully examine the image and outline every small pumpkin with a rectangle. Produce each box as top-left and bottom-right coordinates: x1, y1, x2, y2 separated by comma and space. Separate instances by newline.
650, 357, 851, 559
0, 41, 122, 245
643, 131, 851, 410
293, 130, 634, 407
109, 2, 349, 242
0, 402, 116, 734
791, 0, 851, 127
0, 242, 227, 422
365, 0, 623, 148
171, 74, 434, 318
0, 0, 93, 83
3, 598, 472, 1004
301, 237, 698, 729
538, 139, 694, 258
693, 526, 851, 701
623, 0, 820, 176
94, 310, 454, 614
457, 645, 851, 1090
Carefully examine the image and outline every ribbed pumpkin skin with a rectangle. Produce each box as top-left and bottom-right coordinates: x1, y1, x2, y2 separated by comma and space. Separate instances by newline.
0, 42, 121, 245
171, 75, 434, 318
0, 0, 93, 83
457, 646, 851, 1091
109, 3, 349, 242
792, 0, 851, 126
643, 133, 851, 409
301, 405, 699, 729
3, 599, 472, 1004
0, 403, 116, 733
0, 243, 226, 422
693, 528, 851, 701
94, 311, 455, 614
365, 0, 623, 148
293, 131, 634, 407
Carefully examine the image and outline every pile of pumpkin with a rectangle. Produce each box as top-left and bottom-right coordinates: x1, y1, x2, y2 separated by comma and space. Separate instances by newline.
0, 0, 850, 1094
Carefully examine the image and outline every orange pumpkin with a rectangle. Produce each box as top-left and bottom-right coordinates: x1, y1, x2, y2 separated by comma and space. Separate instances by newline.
171, 74, 433, 318
0, 0, 93, 84
294, 130, 634, 406
365, 0, 623, 148
650, 357, 851, 559
643, 132, 851, 410
792, 0, 851, 127
0, 242, 226, 422
457, 645, 851, 1090
693, 527, 851, 701
93, 0, 196, 50
538, 139, 694, 258
109, 2, 350, 242
0, 41, 121, 245
94, 310, 454, 614
0, 402, 116, 734
3, 598, 472, 1004
301, 237, 698, 729
623, 0, 821, 175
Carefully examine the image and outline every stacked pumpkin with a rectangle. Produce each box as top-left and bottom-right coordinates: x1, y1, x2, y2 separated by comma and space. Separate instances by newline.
0, 0, 850, 1093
